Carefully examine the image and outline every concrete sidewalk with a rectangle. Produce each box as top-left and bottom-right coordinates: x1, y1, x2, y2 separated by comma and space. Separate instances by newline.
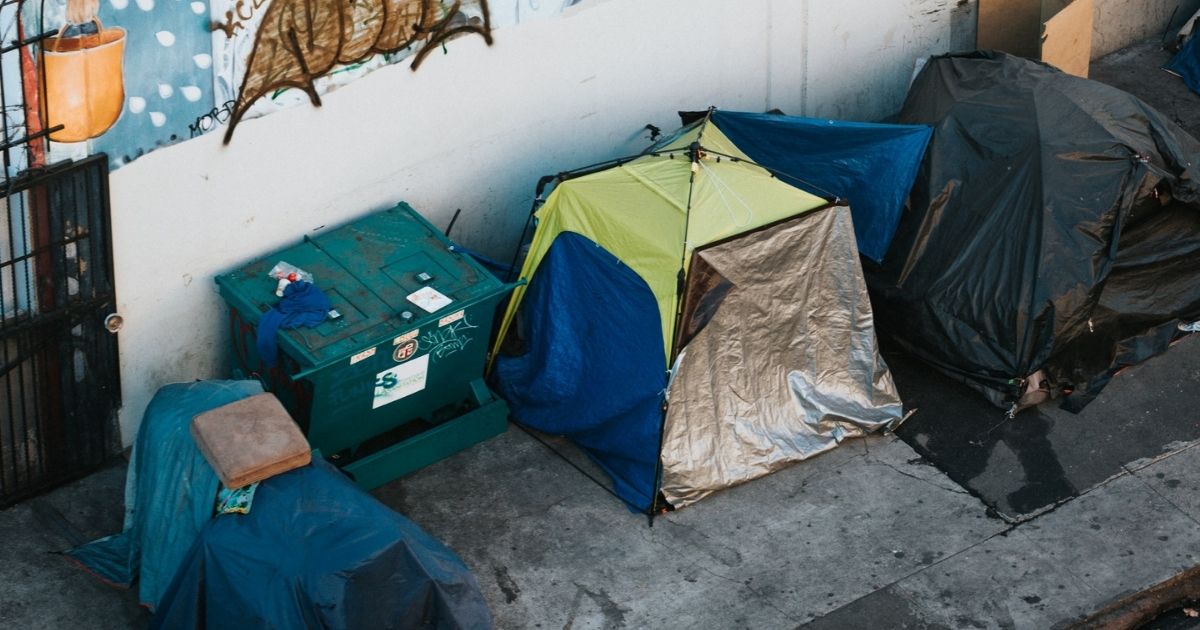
379, 422, 1200, 628
4, 417, 1198, 629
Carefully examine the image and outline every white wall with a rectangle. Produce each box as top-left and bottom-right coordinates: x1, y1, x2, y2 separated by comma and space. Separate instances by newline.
108, 0, 975, 443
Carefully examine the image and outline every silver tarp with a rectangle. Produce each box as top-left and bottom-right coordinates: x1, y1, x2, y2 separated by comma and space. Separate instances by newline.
660, 205, 903, 507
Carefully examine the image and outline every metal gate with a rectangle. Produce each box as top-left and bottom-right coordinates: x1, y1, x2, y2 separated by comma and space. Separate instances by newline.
0, 0, 121, 508
0, 155, 120, 508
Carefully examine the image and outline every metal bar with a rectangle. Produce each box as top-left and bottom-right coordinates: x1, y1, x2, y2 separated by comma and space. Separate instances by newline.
0, 231, 92, 271
1, 29, 56, 55
0, 158, 80, 198
0, 3, 13, 176
9, 189, 31, 483
70, 163, 94, 466
0, 294, 112, 341
2, 312, 19, 492
77, 168, 98, 466
95, 156, 118, 454
24, 183, 49, 487
0, 126, 64, 154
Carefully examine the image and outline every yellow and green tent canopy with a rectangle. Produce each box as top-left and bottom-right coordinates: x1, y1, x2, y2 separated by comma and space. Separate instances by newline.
494, 117, 828, 364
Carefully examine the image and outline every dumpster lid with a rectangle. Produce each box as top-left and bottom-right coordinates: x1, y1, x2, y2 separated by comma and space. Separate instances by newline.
216, 203, 507, 368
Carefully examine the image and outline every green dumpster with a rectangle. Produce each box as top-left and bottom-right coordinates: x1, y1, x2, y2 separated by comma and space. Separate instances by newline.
215, 203, 518, 489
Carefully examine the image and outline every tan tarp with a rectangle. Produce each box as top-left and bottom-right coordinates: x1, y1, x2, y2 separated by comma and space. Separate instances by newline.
977, 0, 1094, 78
1041, 0, 1094, 78
660, 205, 903, 507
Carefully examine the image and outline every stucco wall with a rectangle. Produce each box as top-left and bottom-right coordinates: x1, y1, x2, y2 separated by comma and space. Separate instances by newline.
108, 0, 976, 443
1092, 0, 1200, 58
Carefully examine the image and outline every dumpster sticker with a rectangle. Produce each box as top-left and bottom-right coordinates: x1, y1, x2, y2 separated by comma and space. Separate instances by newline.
373, 354, 429, 408
439, 310, 465, 327
393, 339, 419, 362
419, 316, 477, 360
349, 347, 377, 365
407, 286, 453, 313
394, 329, 420, 345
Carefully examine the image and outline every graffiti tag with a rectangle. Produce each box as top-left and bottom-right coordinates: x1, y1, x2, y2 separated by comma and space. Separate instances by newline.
189, 100, 238, 138
419, 316, 477, 360
223, 0, 494, 143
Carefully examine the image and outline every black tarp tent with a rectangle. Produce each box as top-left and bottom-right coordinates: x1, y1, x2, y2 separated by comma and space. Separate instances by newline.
870, 51, 1200, 412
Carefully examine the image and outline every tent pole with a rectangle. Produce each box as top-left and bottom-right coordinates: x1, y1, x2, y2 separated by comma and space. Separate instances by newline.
504, 175, 556, 282
650, 112, 713, 527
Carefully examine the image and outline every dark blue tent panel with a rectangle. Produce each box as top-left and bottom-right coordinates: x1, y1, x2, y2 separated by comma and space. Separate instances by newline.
494, 232, 666, 511
65, 380, 264, 611
710, 110, 932, 262
151, 459, 491, 630
1166, 34, 1200, 95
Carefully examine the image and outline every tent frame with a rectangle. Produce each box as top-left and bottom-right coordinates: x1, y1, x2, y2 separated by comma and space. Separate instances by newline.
493, 110, 841, 523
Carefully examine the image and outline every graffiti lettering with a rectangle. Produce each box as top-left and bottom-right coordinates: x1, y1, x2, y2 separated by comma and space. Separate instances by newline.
189, 99, 238, 138
419, 316, 477, 360
212, 0, 272, 38
223, 0, 494, 143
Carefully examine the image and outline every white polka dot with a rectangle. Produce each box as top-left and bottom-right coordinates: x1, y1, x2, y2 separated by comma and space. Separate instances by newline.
155, 31, 175, 47
190, 2, 205, 15
180, 86, 202, 102
136, 0, 155, 10
149, 112, 166, 127
192, 54, 212, 69
110, 0, 128, 9
128, 96, 146, 113
157, 83, 173, 99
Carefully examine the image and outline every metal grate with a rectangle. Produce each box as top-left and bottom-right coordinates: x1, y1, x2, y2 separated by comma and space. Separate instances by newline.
0, 155, 120, 507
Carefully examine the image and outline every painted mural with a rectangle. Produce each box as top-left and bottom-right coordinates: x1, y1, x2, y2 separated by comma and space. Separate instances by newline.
211, 0, 587, 142
3, 0, 588, 172
21, 0, 215, 168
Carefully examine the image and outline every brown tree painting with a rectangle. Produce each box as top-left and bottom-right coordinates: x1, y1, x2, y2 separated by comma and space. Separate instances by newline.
223, 0, 492, 143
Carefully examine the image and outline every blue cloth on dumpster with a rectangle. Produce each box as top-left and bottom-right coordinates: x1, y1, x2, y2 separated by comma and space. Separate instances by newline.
64, 380, 264, 611
1166, 34, 1200, 95
256, 280, 331, 368
150, 458, 493, 630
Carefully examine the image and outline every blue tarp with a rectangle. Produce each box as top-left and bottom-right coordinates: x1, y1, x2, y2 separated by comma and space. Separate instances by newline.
709, 110, 932, 262
494, 232, 666, 511
65, 380, 264, 610
151, 458, 491, 629
1166, 34, 1200, 96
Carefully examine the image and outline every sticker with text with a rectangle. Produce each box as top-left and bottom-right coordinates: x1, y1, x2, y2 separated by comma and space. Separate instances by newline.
373, 354, 429, 408
406, 287, 452, 313
349, 347, 376, 365
438, 310, 465, 327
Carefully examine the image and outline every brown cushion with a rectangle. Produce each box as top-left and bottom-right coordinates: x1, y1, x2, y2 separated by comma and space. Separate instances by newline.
191, 392, 311, 488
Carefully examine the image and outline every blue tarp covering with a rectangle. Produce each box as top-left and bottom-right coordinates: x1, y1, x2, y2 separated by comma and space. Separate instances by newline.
709, 110, 932, 262
494, 232, 666, 511
65, 380, 264, 610
1166, 34, 1200, 95
151, 458, 491, 629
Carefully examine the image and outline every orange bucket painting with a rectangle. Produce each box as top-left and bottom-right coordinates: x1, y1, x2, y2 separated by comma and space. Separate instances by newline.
40, 17, 126, 143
